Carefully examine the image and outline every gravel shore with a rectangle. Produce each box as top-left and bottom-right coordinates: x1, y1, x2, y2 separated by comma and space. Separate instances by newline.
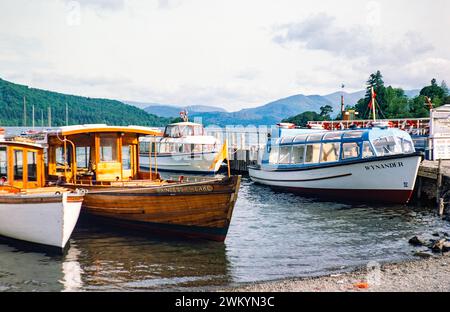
224, 253, 450, 292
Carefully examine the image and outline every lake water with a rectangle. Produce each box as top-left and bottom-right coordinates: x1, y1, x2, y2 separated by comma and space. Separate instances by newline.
0, 176, 449, 292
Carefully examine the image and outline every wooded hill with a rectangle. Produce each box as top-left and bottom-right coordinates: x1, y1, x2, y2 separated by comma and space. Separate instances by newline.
0, 78, 174, 127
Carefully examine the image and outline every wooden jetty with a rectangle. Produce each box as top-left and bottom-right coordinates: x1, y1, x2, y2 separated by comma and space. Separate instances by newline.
417, 159, 450, 216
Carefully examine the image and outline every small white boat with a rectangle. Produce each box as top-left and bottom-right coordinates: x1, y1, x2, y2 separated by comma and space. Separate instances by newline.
249, 127, 421, 204
0, 139, 83, 250
140, 121, 225, 174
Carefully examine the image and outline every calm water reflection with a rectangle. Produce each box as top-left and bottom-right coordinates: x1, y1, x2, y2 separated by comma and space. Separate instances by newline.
0, 176, 449, 291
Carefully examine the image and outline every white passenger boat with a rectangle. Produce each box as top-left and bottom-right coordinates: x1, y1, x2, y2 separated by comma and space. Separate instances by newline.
140, 121, 225, 174
0, 139, 83, 250
249, 127, 422, 204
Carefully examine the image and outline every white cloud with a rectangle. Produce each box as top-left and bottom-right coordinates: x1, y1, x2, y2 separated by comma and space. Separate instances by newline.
0, 0, 449, 111
273, 13, 434, 67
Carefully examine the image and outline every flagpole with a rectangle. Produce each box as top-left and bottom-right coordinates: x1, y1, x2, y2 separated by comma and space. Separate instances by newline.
371, 86, 376, 122
226, 139, 230, 178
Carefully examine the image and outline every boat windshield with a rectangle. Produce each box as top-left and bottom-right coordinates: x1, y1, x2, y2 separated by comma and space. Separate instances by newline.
164, 125, 204, 137
371, 135, 407, 156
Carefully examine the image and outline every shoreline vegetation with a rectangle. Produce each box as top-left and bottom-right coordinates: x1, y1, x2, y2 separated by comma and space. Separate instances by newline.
222, 253, 450, 292
283, 72, 450, 127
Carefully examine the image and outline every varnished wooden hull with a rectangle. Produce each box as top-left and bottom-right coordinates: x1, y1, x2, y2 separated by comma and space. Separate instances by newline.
63, 175, 241, 242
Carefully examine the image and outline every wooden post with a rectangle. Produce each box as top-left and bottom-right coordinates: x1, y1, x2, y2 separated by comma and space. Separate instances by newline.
436, 159, 442, 204
439, 198, 445, 216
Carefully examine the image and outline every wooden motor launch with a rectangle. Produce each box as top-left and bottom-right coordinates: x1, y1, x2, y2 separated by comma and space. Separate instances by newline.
0, 137, 84, 250
45, 124, 241, 242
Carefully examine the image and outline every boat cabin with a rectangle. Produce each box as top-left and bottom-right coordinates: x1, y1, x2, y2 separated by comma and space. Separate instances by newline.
0, 139, 45, 190
140, 121, 217, 155
46, 125, 162, 184
163, 122, 205, 138
263, 127, 416, 168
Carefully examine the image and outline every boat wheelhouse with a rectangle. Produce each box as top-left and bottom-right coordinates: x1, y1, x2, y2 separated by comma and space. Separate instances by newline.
248, 127, 421, 204
45, 124, 240, 242
140, 121, 225, 174
0, 138, 83, 250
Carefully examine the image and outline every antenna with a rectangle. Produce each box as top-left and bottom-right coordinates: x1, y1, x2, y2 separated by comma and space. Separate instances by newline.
41, 109, 44, 128
340, 83, 345, 119
32, 104, 35, 129
48, 106, 52, 127
23, 96, 27, 127
66, 103, 69, 126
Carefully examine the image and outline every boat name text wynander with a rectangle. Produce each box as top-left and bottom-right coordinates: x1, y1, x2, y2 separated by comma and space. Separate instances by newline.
156, 185, 214, 193
364, 161, 404, 171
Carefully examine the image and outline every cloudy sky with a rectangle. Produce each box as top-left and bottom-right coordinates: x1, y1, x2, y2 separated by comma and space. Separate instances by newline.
1, 0, 449, 111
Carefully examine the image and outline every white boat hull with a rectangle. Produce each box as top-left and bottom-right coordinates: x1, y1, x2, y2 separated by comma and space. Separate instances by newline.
140, 152, 223, 174
0, 193, 83, 249
249, 154, 421, 203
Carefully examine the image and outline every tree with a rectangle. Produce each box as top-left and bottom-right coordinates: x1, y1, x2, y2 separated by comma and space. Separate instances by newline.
408, 95, 429, 118
319, 105, 333, 119
384, 86, 410, 118
282, 111, 324, 127
355, 70, 387, 118
419, 78, 446, 106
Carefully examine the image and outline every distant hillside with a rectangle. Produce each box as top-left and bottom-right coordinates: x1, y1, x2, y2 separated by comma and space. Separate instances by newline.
123, 100, 226, 117
143, 104, 226, 118
190, 91, 366, 126
0, 78, 173, 127
190, 89, 420, 126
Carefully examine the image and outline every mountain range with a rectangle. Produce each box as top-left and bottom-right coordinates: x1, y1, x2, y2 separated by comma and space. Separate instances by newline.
127, 89, 420, 126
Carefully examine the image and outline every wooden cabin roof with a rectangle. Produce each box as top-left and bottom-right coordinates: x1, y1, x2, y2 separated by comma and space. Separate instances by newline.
47, 124, 163, 137
0, 138, 44, 150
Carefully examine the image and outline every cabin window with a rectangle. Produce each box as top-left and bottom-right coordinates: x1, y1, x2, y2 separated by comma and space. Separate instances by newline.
320, 143, 340, 163
307, 133, 324, 142
402, 139, 414, 153
164, 125, 181, 137
291, 145, 305, 164
193, 144, 203, 153
278, 146, 291, 164
193, 126, 204, 136
140, 142, 149, 153
170, 143, 183, 153
184, 144, 192, 153
27, 151, 38, 182
13, 150, 23, 180
0, 147, 7, 178
203, 144, 214, 152
99, 134, 118, 162
372, 136, 402, 156
269, 146, 279, 164
159, 143, 167, 153
343, 131, 364, 139
342, 142, 360, 159
323, 132, 342, 141
76, 146, 90, 169
55, 146, 72, 170
305, 144, 320, 164
293, 135, 308, 143
122, 145, 131, 170
362, 141, 375, 158
281, 137, 294, 144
